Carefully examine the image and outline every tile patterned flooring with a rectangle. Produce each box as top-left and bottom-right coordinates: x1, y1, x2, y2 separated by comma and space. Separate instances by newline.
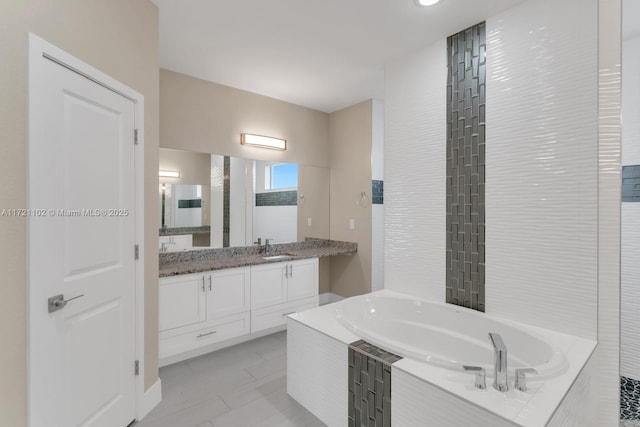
135, 332, 325, 427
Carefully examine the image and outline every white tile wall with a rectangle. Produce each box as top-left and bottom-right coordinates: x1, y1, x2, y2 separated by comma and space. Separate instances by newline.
372, 99, 385, 292
385, 0, 600, 339
391, 368, 517, 427
597, 0, 622, 423
384, 39, 447, 302
286, 319, 348, 427
621, 204, 640, 381
622, 36, 640, 166
484, 0, 599, 339
622, 34, 640, 382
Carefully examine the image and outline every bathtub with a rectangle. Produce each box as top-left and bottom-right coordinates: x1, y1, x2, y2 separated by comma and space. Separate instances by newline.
335, 293, 568, 379
287, 289, 597, 427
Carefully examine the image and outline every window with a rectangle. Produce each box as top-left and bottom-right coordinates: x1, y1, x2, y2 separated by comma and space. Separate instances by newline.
264, 163, 298, 190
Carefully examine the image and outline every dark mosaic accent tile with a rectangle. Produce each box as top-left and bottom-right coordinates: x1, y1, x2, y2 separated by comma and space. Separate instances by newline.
446, 21, 486, 312
621, 376, 640, 420
177, 199, 202, 208
349, 340, 400, 427
372, 180, 384, 205
255, 190, 298, 206
622, 165, 640, 202
223, 156, 230, 247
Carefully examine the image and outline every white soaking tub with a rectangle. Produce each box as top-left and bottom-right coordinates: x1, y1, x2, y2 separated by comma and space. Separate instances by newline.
287, 290, 597, 427
335, 293, 568, 379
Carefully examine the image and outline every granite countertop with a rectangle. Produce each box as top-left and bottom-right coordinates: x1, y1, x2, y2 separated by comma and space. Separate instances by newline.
159, 238, 357, 277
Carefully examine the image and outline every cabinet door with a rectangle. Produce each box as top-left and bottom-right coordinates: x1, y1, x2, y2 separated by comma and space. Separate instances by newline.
287, 258, 318, 301
251, 262, 287, 309
159, 273, 206, 331
206, 267, 250, 320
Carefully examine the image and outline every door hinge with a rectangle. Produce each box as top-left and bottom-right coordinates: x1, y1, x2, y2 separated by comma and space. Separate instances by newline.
135, 360, 140, 376
134, 129, 139, 145
134, 244, 139, 260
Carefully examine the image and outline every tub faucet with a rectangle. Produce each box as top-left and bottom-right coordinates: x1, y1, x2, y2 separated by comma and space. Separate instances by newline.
489, 332, 508, 392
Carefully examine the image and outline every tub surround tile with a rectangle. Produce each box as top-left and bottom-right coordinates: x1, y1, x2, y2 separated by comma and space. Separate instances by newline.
446, 22, 486, 312
348, 340, 401, 427
159, 238, 357, 277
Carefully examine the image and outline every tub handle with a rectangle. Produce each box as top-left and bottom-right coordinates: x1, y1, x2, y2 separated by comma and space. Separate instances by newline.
462, 365, 486, 390
514, 368, 539, 392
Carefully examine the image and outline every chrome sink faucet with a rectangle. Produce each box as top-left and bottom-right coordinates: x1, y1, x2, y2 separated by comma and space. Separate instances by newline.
489, 332, 508, 392
264, 238, 272, 255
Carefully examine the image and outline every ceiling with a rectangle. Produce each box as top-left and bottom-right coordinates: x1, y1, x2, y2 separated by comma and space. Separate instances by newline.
152, 0, 525, 113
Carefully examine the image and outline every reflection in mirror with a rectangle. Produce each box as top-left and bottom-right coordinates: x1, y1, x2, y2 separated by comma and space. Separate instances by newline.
253, 160, 298, 245
159, 148, 330, 252
159, 148, 212, 251
211, 155, 249, 248
159, 184, 209, 229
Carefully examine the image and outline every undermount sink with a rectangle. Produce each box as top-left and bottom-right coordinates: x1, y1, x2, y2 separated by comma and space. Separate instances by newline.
261, 255, 291, 260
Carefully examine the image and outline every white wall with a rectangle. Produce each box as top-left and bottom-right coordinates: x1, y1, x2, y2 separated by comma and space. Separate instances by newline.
483, 0, 598, 339
384, 39, 447, 302
372, 98, 385, 292
621, 34, 640, 381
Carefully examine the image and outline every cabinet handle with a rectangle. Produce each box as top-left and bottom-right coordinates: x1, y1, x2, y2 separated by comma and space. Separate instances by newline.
202, 276, 205, 292
289, 264, 293, 278
196, 331, 217, 338
208, 275, 212, 292
284, 265, 289, 279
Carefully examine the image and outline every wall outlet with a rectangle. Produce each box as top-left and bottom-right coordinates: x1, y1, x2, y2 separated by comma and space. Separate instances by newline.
349, 219, 355, 230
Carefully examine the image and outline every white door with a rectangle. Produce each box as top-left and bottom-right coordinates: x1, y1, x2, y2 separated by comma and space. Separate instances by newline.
29, 39, 138, 427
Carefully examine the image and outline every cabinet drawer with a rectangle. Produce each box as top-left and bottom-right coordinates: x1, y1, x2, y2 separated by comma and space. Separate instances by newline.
159, 312, 250, 359
251, 296, 318, 333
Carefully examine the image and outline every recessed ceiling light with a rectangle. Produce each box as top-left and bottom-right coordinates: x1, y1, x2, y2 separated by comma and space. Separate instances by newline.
415, 0, 440, 6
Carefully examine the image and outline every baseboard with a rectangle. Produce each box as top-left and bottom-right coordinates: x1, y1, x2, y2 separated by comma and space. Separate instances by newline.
138, 378, 162, 421
319, 292, 345, 306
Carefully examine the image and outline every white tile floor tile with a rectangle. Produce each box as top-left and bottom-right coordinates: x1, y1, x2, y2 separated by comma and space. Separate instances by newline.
135, 332, 325, 427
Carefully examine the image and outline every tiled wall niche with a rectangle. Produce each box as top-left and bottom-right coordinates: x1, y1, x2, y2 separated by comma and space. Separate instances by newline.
445, 22, 486, 311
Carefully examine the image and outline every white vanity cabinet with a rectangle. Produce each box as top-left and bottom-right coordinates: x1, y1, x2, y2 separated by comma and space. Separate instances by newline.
159, 266, 251, 361
158, 257, 319, 365
251, 258, 319, 333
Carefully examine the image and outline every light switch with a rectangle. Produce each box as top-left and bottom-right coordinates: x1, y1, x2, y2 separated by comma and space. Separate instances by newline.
307, 217, 312, 227
349, 219, 355, 230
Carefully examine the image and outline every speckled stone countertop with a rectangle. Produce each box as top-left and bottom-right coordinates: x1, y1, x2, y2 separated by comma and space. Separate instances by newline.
159, 238, 357, 277
159, 226, 211, 236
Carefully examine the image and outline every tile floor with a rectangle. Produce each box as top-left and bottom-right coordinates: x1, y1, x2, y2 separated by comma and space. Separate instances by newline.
135, 331, 325, 427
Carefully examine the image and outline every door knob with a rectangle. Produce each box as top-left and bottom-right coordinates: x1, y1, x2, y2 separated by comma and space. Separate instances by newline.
48, 293, 84, 313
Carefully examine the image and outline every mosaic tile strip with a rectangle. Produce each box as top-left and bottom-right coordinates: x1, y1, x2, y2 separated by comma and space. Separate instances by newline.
621, 376, 640, 420
446, 21, 486, 312
255, 190, 298, 206
372, 180, 384, 205
622, 165, 640, 202
348, 340, 401, 427
177, 199, 202, 209
223, 155, 230, 248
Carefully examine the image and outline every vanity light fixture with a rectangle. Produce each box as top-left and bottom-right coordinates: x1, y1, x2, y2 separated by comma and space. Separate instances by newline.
241, 133, 287, 151
415, 0, 440, 6
159, 170, 180, 178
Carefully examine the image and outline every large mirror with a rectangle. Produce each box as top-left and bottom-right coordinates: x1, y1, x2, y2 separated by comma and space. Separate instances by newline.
159, 148, 329, 252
